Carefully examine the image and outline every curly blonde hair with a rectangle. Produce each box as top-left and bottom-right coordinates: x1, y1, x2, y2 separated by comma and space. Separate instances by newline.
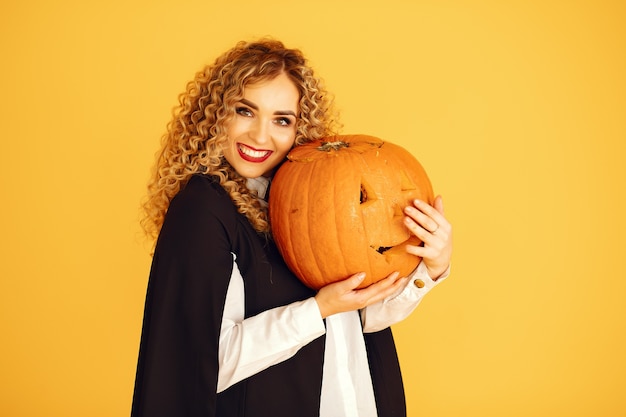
141, 39, 338, 241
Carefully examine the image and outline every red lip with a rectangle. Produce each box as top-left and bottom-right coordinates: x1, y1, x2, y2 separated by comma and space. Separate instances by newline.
237, 143, 273, 163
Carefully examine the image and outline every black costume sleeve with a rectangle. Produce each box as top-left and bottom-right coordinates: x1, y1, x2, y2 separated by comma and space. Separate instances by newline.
365, 328, 407, 417
131, 176, 236, 417
131, 175, 405, 417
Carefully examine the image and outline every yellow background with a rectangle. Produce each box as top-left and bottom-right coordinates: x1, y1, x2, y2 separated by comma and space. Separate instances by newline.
1, 0, 625, 415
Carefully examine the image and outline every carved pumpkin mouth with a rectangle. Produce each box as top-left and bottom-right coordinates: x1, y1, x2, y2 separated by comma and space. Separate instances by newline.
370, 236, 421, 257
374, 246, 393, 254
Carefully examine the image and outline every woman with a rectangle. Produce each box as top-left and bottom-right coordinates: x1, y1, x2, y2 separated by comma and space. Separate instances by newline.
131, 39, 452, 417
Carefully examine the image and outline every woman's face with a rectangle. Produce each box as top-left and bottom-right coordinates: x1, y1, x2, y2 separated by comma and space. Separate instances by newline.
222, 72, 300, 178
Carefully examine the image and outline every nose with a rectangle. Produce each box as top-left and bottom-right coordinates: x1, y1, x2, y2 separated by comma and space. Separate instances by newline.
250, 118, 271, 145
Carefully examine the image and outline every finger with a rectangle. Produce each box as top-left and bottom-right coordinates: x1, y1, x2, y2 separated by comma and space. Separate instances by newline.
405, 242, 438, 259
371, 271, 401, 289
376, 274, 408, 294
412, 198, 447, 228
340, 272, 366, 292
433, 195, 445, 215
404, 205, 438, 235
412, 199, 452, 239
403, 212, 437, 242
356, 272, 403, 302
366, 276, 409, 304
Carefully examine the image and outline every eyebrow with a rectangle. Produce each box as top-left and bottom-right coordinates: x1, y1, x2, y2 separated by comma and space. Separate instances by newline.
240, 99, 297, 117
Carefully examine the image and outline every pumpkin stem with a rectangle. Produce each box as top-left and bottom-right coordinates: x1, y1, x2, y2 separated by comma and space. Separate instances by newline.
317, 141, 349, 152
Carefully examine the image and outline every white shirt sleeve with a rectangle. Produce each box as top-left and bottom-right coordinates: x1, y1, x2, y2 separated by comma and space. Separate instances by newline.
217, 254, 326, 393
360, 261, 450, 333
320, 312, 377, 416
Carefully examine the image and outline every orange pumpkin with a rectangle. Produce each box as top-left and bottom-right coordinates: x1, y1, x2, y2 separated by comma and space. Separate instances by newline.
269, 134, 434, 289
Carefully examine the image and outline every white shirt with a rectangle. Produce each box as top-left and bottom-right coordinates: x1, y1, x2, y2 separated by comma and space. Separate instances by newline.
216, 177, 448, 416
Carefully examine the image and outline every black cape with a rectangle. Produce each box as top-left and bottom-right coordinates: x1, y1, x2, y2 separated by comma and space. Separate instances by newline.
131, 175, 406, 417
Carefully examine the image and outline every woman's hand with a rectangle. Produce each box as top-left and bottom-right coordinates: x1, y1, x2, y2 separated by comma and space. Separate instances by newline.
403, 196, 453, 280
314, 272, 408, 319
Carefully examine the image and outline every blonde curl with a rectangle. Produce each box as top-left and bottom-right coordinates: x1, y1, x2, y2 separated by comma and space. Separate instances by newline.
141, 39, 339, 242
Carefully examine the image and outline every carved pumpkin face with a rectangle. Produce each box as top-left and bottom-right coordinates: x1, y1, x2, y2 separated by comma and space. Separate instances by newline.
269, 134, 434, 289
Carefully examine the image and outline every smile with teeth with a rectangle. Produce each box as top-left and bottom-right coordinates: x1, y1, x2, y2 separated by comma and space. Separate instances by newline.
237, 143, 272, 163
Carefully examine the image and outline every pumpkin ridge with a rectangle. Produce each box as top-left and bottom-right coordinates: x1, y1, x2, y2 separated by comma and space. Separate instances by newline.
304, 159, 325, 285
331, 152, 364, 284
356, 153, 381, 288
279, 163, 306, 282
271, 161, 308, 284
294, 163, 319, 287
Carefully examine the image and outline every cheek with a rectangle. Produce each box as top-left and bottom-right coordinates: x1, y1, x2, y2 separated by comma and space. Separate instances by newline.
221, 127, 238, 154
273, 130, 297, 156
224, 117, 245, 139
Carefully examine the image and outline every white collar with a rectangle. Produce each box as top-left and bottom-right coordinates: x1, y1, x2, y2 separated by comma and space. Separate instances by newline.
246, 176, 271, 202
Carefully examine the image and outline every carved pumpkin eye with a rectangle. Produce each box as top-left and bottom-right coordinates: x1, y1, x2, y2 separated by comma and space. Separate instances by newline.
400, 170, 417, 191
360, 184, 368, 204
359, 180, 374, 205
